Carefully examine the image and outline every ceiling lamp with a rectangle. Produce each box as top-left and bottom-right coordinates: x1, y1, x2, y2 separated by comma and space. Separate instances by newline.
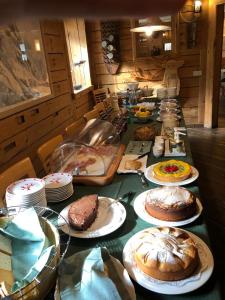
130, 17, 171, 37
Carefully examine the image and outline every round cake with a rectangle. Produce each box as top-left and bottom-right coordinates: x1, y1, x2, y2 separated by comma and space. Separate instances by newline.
153, 160, 192, 182
145, 186, 197, 221
134, 227, 199, 281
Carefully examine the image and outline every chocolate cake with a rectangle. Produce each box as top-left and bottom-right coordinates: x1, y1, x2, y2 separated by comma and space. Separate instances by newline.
68, 194, 98, 230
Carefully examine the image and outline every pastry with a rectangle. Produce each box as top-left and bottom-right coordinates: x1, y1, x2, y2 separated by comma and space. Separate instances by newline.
125, 160, 142, 170
68, 194, 98, 230
153, 160, 192, 182
134, 227, 199, 281
134, 126, 156, 141
145, 186, 197, 221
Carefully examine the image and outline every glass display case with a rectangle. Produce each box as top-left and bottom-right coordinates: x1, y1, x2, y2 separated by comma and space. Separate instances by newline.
50, 120, 122, 182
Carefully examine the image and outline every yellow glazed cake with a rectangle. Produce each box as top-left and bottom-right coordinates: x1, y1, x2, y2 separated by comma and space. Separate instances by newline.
134, 227, 199, 281
153, 160, 192, 182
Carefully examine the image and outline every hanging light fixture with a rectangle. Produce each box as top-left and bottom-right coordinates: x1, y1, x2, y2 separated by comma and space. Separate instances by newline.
130, 17, 171, 37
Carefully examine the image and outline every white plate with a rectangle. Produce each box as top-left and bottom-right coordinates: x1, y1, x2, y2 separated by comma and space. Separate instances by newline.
144, 164, 199, 186
43, 173, 73, 189
123, 228, 214, 295
47, 190, 74, 203
133, 190, 203, 226
54, 252, 136, 300
59, 197, 126, 238
6, 178, 45, 195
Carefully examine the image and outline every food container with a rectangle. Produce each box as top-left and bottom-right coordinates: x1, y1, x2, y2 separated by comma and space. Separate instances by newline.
0, 207, 70, 300
50, 119, 121, 177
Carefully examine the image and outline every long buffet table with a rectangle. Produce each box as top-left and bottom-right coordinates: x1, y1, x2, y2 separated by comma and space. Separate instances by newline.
50, 113, 222, 300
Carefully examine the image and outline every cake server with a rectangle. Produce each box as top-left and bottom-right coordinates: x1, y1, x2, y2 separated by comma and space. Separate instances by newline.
134, 151, 151, 160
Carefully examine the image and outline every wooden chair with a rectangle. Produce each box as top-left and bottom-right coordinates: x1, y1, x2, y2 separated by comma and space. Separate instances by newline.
0, 157, 36, 207
37, 135, 63, 174
83, 109, 99, 122
64, 118, 86, 139
92, 88, 109, 103
94, 102, 106, 114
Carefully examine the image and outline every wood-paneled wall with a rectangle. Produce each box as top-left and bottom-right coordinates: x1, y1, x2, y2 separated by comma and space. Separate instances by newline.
0, 20, 93, 176
86, 6, 207, 125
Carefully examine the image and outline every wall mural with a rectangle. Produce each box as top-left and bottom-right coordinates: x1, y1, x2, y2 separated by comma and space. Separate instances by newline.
0, 20, 50, 109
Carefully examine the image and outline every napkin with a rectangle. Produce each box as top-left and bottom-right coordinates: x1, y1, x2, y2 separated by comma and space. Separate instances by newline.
58, 247, 135, 300
0, 207, 54, 292
117, 154, 147, 174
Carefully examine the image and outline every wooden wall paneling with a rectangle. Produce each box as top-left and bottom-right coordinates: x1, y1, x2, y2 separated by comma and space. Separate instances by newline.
41, 20, 62, 35
180, 77, 200, 87
204, 1, 224, 127
26, 115, 55, 145
43, 35, 65, 53
48, 94, 71, 114
50, 69, 68, 83
47, 54, 67, 71
180, 86, 199, 98
52, 80, 70, 96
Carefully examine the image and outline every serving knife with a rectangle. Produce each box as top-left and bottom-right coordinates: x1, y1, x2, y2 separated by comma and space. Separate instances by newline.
134, 151, 151, 160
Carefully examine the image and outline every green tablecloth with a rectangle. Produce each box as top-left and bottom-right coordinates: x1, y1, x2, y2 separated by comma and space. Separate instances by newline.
50, 116, 221, 300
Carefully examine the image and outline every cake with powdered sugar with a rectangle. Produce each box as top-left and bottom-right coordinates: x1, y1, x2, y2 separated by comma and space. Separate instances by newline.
134, 227, 199, 281
145, 186, 197, 221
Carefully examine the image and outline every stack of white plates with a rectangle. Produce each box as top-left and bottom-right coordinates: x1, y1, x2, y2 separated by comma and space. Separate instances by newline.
43, 173, 73, 203
6, 178, 46, 209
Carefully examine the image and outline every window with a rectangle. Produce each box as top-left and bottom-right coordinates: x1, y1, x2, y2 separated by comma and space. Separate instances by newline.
64, 19, 91, 92
0, 20, 50, 110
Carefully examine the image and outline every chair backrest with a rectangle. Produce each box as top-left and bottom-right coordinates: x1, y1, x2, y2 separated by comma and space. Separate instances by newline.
94, 102, 106, 114
64, 118, 86, 139
37, 135, 63, 174
0, 157, 36, 207
92, 88, 109, 103
83, 109, 99, 122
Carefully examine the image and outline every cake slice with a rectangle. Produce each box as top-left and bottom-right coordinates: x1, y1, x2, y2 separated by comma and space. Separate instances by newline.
68, 194, 98, 230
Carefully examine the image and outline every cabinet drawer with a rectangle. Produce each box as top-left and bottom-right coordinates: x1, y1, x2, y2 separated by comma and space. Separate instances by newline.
0, 112, 28, 143
26, 102, 50, 125
0, 131, 28, 163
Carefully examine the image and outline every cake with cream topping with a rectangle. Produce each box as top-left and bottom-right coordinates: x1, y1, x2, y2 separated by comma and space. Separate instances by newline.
145, 186, 197, 221
134, 227, 199, 281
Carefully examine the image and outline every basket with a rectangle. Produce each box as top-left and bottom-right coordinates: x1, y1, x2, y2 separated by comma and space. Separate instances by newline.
0, 207, 70, 300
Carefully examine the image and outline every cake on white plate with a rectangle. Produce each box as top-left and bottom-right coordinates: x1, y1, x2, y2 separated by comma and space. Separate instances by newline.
145, 186, 197, 221
134, 227, 199, 281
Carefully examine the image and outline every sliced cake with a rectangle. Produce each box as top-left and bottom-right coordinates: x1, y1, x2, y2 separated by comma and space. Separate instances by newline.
68, 194, 98, 230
